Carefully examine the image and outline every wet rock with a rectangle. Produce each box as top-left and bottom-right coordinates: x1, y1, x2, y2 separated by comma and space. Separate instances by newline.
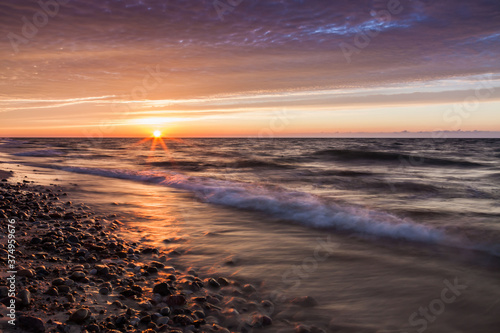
20, 289, 31, 306
45, 287, 59, 296
52, 278, 66, 286
18, 315, 45, 332
173, 314, 193, 326
242, 284, 256, 293
291, 296, 318, 308
160, 307, 171, 316
67, 235, 79, 243
139, 301, 153, 311
208, 278, 221, 289
94, 265, 109, 276
69, 308, 91, 323
57, 285, 71, 294
153, 282, 172, 296
296, 324, 312, 333
0, 286, 8, 297
166, 295, 187, 307
30, 237, 42, 245
157, 316, 170, 325
99, 287, 110, 295
18, 269, 35, 278
217, 277, 230, 286
70, 271, 86, 280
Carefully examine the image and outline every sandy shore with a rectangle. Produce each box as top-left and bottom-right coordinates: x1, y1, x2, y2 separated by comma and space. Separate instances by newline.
0, 170, 324, 333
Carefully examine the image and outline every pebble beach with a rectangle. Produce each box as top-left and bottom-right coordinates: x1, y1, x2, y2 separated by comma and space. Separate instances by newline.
0, 170, 321, 333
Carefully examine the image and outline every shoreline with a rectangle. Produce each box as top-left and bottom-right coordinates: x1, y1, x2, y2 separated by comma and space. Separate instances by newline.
0, 171, 319, 333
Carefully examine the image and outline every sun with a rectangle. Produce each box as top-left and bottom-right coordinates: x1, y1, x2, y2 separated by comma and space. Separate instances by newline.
153, 130, 162, 138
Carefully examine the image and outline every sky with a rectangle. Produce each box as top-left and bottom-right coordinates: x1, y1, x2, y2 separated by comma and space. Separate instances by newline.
1, 0, 500, 137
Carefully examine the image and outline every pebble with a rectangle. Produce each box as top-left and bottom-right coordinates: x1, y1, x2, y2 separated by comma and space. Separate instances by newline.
18, 269, 35, 278
19, 315, 45, 333
20, 289, 31, 306
69, 308, 91, 323
166, 295, 187, 307
153, 282, 172, 296
160, 307, 171, 316
291, 296, 318, 307
99, 287, 110, 295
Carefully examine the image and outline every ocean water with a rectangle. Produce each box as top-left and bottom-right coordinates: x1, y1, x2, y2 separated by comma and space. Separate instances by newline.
1, 138, 500, 332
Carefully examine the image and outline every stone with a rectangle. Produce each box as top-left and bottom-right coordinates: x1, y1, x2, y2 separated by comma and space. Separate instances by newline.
160, 307, 171, 316
18, 315, 45, 332
291, 296, 318, 307
18, 269, 35, 278
208, 278, 220, 288
69, 308, 90, 323
0, 286, 8, 297
67, 235, 79, 243
52, 278, 66, 286
57, 285, 71, 294
172, 314, 193, 326
20, 289, 31, 306
242, 284, 256, 293
70, 271, 86, 280
217, 277, 230, 286
153, 282, 171, 296
166, 295, 187, 307
99, 287, 110, 295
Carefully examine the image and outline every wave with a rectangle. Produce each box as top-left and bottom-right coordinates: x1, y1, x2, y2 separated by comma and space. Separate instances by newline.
148, 158, 291, 171
13, 149, 66, 157
57, 166, 450, 243
312, 149, 485, 167
7, 163, 492, 256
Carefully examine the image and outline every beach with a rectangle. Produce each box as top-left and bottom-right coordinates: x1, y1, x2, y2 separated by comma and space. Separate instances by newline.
1, 138, 500, 333
0, 169, 308, 333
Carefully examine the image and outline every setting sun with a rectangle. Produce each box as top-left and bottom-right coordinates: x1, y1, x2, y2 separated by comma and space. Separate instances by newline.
153, 130, 162, 138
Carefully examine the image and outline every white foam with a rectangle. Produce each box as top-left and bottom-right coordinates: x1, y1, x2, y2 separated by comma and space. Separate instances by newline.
61, 166, 447, 244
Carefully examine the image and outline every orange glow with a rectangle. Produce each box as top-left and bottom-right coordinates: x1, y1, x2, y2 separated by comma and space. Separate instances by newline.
154, 130, 162, 138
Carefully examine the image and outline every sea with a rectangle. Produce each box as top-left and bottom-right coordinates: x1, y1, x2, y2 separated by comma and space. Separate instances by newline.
1, 137, 499, 332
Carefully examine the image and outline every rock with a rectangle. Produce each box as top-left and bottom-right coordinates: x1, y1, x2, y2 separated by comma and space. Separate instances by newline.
99, 287, 110, 295
70, 271, 86, 280
67, 235, 79, 243
160, 307, 171, 316
52, 278, 66, 286
166, 295, 187, 307
18, 269, 35, 278
157, 316, 170, 325
172, 314, 193, 326
217, 277, 230, 286
57, 285, 71, 294
291, 296, 318, 308
45, 287, 59, 296
208, 278, 220, 288
153, 282, 171, 296
0, 286, 8, 298
30, 237, 42, 245
69, 308, 90, 323
242, 284, 256, 293
296, 324, 312, 333
18, 315, 45, 332
95, 265, 109, 276
20, 289, 31, 306
139, 301, 153, 311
